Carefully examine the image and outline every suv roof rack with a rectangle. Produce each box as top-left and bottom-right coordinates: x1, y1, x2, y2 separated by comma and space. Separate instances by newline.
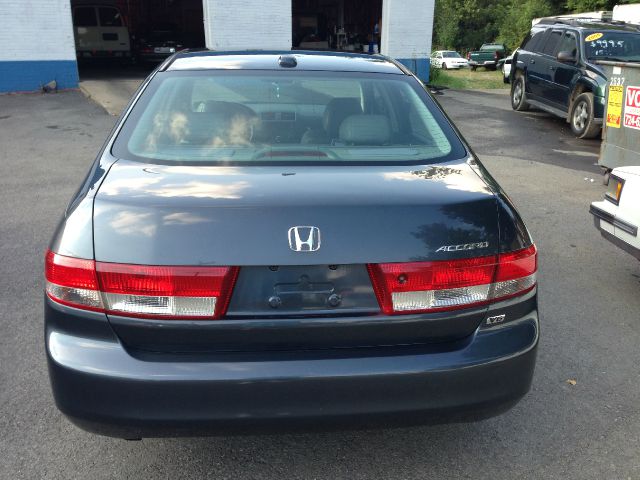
536, 16, 627, 27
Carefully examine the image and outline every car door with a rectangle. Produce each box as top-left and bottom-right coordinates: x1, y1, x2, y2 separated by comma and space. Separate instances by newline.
549, 30, 581, 110
536, 29, 564, 104
523, 29, 554, 100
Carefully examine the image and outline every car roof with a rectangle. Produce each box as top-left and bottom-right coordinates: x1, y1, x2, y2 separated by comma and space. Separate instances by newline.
162, 50, 409, 75
536, 18, 640, 32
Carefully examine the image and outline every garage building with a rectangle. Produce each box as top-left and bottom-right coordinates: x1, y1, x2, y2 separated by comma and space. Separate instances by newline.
0, 0, 434, 93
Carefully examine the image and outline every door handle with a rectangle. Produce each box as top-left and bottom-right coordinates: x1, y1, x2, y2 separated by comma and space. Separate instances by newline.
530, 59, 535, 64
549, 66, 555, 71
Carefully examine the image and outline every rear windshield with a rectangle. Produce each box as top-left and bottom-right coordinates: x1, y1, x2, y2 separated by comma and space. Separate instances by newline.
98, 7, 123, 27
584, 30, 640, 62
111, 70, 466, 165
74, 7, 97, 27
442, 52, 462, 58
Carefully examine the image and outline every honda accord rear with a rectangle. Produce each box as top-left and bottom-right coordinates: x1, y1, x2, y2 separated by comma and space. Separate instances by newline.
45, 51, 538, 438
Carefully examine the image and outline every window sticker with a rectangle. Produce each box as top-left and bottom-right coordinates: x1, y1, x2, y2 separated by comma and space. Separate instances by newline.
585, 32, 603, 42
606, 82, 624, 128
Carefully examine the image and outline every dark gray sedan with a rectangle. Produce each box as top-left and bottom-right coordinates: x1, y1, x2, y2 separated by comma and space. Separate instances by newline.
45, 51, 538, 439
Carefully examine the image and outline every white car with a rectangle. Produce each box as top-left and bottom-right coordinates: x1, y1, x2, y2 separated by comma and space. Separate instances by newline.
431, 51, 469, 70
500, 53, 514, 83
590, 167, 640, 260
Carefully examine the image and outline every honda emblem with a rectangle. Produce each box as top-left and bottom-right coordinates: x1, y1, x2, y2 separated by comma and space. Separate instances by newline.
288, 226, 321, 252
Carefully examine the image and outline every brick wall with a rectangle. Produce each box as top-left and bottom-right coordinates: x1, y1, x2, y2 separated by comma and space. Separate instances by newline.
381, 0, 434, 59
381, 0, 434, 81
202, 0, 291, 51
0, 0, 76, 61
0, 0, 78, 92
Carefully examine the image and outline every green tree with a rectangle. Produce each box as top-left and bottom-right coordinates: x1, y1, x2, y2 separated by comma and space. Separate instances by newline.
433, 0, 507, 52
433, 0, 461, 50
497, 0, 559, 50
431, 0, 638, 54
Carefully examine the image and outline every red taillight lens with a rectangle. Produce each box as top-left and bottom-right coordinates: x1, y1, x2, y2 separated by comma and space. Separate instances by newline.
367, 245, 537, 315
45, 249, 239, 319
495, 245, 537, 282
45, 250, 103, 312
96, 263, 238, 319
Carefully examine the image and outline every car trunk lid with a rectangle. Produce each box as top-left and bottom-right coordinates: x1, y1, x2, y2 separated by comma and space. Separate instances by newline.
93, 158, 499, 352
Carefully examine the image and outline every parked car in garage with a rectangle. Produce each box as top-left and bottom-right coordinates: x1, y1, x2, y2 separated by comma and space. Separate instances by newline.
431, 50, 469, 69
45, 51, 539, 439
510, 18, 640, 139
590, 167, 640, 260
135, 29, 195, 63
468, 43, 507, 70
72, 4, 131, 60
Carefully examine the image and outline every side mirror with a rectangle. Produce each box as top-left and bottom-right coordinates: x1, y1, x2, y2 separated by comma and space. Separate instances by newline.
557, 51, 577, 63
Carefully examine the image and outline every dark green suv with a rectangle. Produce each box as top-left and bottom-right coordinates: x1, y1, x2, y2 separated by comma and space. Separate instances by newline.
511, 18, 640, 139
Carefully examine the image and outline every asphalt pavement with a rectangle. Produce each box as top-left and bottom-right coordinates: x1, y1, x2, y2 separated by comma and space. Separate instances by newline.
1, 86, 639, 480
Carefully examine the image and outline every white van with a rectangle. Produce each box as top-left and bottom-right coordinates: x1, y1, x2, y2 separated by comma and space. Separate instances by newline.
72, 5, 131, 59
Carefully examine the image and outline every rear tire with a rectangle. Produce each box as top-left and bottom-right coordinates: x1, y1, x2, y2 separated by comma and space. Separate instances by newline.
470, 65, 477, 71
511, 75, 529, 111
570, 92, 601, 139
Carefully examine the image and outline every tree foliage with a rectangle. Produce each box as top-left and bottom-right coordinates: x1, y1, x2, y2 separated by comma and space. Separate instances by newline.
432, 0, 634, 53
498, 0, 556, 50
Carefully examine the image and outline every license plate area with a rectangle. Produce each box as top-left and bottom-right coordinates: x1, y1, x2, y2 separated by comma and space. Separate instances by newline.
226, 265, 379, 318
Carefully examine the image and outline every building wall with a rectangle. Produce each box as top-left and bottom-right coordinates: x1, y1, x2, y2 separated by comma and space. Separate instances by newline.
203, 0, 292, 51
381, 0, 433, 81
0, 0, 433, 93
0, 0, 79, 93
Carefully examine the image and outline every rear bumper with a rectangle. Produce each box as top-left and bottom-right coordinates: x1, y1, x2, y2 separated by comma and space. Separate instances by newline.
469, 60, 497, 67
76, 50, 131, 58
591, 202, 640, 259
46, 297, 538, 438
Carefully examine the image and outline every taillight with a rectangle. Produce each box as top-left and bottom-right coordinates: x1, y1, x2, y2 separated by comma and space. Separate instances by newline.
605, 175, 624, 205
45, 250, 103, 312
494, 51, 499, 60
367, 245, 537, 315
45, 249, 239, 319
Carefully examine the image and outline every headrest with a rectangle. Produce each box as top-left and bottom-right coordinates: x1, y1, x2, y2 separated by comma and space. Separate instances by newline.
339, 114, 391, 145
323, 97, 363, 137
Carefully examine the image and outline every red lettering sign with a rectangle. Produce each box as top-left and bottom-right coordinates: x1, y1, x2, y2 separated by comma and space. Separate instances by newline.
623, 86, 640, 130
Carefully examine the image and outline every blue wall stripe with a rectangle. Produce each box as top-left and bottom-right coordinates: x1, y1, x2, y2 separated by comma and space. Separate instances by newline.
0, 60, 79, 93
396, 58, 430, 82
